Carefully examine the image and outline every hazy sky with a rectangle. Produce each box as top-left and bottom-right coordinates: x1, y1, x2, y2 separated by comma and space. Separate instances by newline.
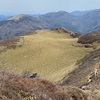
0, 0, 100, 15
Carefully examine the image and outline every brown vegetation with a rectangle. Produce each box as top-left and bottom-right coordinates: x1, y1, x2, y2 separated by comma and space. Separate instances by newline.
52, 28, 81, 38
0, 69, 88, 100
61, 49, 100, 87
0, 37, 20, 49
77, 32, 100, 44
61, 49, 100, 100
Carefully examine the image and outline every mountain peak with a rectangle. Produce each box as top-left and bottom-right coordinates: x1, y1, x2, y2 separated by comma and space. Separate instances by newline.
57, 11, 68, 13
7, 14, 28, 21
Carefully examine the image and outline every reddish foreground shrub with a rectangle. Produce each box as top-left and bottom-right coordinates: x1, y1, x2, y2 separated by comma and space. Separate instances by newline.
0, 70, 88, 100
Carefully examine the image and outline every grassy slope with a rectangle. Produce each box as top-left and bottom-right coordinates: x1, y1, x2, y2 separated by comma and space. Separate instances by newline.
0, 29, 93, 81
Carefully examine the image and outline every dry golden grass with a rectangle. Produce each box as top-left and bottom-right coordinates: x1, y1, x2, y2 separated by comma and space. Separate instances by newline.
0, 29, 93, 82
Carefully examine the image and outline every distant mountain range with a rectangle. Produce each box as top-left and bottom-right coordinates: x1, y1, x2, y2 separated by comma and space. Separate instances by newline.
0, 15, 11, 21
0, 14, 47, 39
71, 11, 89, 16
70, 9, 99, 16
0, 9, 100, 39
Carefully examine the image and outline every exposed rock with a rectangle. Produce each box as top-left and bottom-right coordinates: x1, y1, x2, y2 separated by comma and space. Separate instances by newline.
28, 73, 37, 78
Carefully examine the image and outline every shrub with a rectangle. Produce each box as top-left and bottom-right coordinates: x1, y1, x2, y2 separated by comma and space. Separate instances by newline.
0, 37, 20, 49
77, 32, 100, 44
0, 69, 88, 100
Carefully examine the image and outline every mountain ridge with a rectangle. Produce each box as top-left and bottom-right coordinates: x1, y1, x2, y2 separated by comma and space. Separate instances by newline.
0, 9, 100, 39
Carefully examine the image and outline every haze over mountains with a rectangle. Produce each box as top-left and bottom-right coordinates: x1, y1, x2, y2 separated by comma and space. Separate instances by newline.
0, 9, 100, 39
0, 15, 11, 21
71, 9, 99, 16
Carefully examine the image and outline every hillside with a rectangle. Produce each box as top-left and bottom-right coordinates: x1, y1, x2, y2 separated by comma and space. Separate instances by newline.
0, 11, 77, 39
77, 9, 100, 33
61, 48, 100, 99
0, 69, 89, 100
39, 11, 77, 31
0, 9, 100, 39
0, 28, 92, 82
77, 32, 100, 45
0, 14, 47, 39
61, 48, 100, 87
71, 9, 100, 16
71, 11, 89, 16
